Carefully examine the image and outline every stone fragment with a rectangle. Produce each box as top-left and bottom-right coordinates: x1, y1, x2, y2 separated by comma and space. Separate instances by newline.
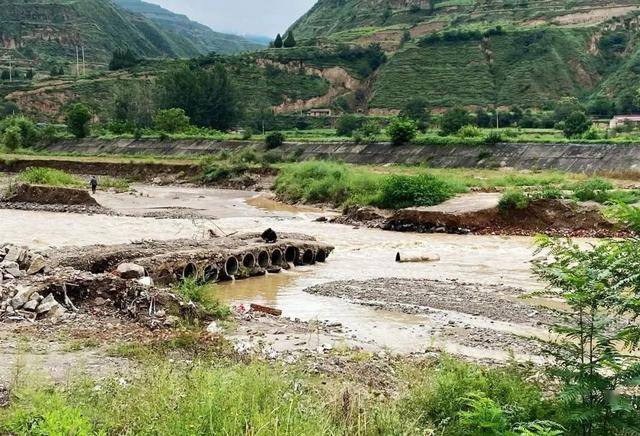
117, 263, 145, 280
36, 294, 61, 314
22, 300, 38, 311
10, 286, 35, 309
4, 247, 27, 266
206, 321, 221, 334
27, 255, 46, 275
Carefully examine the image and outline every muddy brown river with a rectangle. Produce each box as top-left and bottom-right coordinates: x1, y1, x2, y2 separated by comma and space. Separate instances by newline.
0, 185, 550, 360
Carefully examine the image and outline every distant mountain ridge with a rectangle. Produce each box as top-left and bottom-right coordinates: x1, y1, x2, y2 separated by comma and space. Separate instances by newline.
113, 0, 264, 54
0, 0, 262, 70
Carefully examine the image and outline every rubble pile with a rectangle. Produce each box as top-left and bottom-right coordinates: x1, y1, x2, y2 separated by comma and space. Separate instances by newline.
0, 233, 334, 326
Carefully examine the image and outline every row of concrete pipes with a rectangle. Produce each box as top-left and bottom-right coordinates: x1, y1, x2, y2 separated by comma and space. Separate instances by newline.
142, 243, 331, 286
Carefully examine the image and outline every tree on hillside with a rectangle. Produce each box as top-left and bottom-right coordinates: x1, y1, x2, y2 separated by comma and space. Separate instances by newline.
441, 106, 471, 135
0, 70, 9, 81
400, 97, 430, 132
65, 103, 92, 138
156, 63, 242, 131
25, 69, 34, 80
111, 82, 154, 131
274, 34, 283, 49
553, 97, 584, 123
109, 48, 139, 71
387, 118, 417, 146
283, 32, 296, 48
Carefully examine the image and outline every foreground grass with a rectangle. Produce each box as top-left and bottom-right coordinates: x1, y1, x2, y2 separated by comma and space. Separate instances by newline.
0, 356, 566, 435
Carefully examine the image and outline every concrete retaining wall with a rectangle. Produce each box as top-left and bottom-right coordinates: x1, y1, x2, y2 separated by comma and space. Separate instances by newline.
43, 139, 640, 174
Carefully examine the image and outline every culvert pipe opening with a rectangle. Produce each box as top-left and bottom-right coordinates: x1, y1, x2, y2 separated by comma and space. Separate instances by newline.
316, 249, 327, 263
302, 249, 316, 265
182, 262, 198, 280
257, 250, 270, 268
284, 246, 299, 264
224, 256, 239, 277
270, 249, 283, 266
203, 265, 219, 283
242, 253, 256, 269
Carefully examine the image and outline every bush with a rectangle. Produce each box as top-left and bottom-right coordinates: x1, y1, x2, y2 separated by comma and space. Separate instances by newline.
241, 128, 253, 140
0, 115, 40, 148
484, 130, 503, 145
441, 107, 472, 135
3, 125, 22, 151
572, 178, 613, 202
65, 103, 91, 138
562, 111, 591, 138
335, 114, 364, 136
265, 131, 285, 149
18, 167, 83, 187
582, 126, 602, 140
373, 174, 453, 209
498, 189, 530, 211
153, 108, 190, 133
387, 118, 417, 146
457, 124, 482, 138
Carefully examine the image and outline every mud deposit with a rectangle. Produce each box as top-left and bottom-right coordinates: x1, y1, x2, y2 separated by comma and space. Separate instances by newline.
3, 183, 99, 206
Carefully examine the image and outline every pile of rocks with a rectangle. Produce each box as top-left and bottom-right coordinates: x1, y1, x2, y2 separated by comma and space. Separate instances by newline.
0, 245, 59, 321
0, 285, 64, 322
0, 245, 46, 284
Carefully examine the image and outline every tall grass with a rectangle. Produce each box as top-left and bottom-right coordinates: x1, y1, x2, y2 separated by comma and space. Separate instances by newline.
18, 167, 84, 187
274, 161, 461, 209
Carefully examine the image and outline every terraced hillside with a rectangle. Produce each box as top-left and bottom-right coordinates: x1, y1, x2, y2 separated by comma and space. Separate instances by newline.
285, 0, 640, 111
0, 0, 259, 71
113, 0, 264, 54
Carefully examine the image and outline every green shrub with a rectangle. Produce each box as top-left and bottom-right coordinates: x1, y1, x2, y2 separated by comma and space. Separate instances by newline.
457, 124, 482, 138
562, 111, 591, 138
373, 174, 453, 209
0, 115, 40, 148
572, 178, 613, 202
533, 187, 564, 200
582, 126, 602, 140
175, 277, 230, 319
484, 130, 503, 145
336, 114, 365, 136
3, 125, 22, 151
265, 131, 285, 149
387, 118, 417, 146
499, 189, 530, 211
604, 202, 640, 232
441, 107, 472, 135
18, 167, 83, 187
241, 128, 253, 140
153, 108, 191, 133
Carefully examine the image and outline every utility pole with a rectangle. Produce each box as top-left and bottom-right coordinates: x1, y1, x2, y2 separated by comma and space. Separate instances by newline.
75, 45, 80, 77
8, 55, 12, 82
81, 46, 86, 76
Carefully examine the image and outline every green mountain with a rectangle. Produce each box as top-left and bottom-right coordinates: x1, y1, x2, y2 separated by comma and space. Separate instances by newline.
288, 0, 640, 111
113, 0, 264, 54
0, 0, 260, 70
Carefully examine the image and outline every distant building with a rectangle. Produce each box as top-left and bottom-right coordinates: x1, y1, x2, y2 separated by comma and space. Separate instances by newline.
307, 108, 332, 118
609, 115, 640, 129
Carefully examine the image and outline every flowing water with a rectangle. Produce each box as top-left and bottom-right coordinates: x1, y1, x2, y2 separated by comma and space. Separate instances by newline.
0, 185, 551, 358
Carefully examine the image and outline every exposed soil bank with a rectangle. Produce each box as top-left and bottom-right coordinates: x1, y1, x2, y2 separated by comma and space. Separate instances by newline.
0, 157, 200, 182
340, 198, 627, 237
44, 138, 640, 174
3, 183, 99, 206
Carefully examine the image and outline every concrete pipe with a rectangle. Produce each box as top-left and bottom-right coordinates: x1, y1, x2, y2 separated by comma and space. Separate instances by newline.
242, 253, 256, 269
284, 246, 299, 264
155, 268, 175, 286
257, 250, 270, 268
182, 262, 198, 280
315, 248, 328, 263
202, 265, 219, 283
301, 249, 316, 265
224, 256, 239, 277
270, 248, 283, 266
395, 252, 441, 263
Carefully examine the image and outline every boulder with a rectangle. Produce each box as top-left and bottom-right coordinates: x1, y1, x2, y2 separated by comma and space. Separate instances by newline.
27, 255, 46, 275
10, 286, 36, 309
36, 294, 62, 314
22, 300, 38, 311
117, 263, 145, 280
4, 247, 27, 266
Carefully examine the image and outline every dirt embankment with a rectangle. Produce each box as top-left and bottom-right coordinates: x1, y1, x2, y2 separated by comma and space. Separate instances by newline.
3, 183, 99, 206
340, 199, 627, 237
0, 158, 200, 183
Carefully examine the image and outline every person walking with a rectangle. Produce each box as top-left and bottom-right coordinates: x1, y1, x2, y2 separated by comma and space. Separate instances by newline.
89, 176, 98, 194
